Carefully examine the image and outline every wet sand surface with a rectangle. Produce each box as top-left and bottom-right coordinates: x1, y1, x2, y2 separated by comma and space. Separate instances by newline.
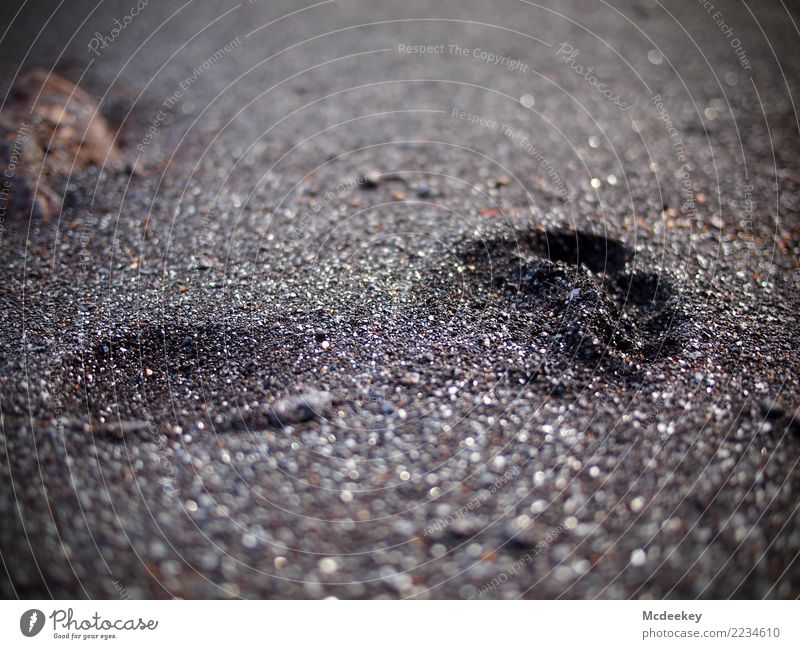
1, 0, 799, 598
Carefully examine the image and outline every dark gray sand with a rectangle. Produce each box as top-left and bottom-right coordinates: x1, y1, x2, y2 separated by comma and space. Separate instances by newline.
1, 0, 799, 598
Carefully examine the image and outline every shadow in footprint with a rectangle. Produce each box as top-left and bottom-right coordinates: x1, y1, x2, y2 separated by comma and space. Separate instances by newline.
454, 227, 687, 376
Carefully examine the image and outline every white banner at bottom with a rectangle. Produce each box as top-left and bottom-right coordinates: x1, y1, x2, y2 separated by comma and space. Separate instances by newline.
1, 600, 796, 648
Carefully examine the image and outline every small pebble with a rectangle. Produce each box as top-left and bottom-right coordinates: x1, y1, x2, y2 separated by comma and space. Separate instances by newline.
362, 171, 381, 188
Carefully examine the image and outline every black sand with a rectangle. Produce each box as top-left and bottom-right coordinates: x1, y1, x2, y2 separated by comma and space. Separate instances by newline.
1, 0, 799, 598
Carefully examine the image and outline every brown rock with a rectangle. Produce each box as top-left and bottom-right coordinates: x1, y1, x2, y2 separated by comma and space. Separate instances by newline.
0, 68, 125, 219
